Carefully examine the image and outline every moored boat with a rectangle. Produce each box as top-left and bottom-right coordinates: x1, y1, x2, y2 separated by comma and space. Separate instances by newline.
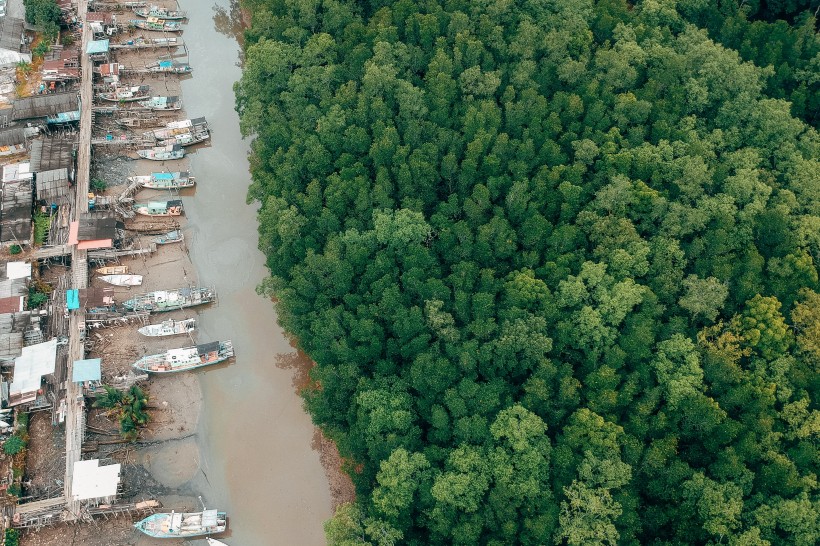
130, 18, 182, 32
133, 199, 184, 217
133, 6, 187, 20
129, 171, 195, 189
207, 538, 229, 546
122, 286, 215, 312
134, 509, 227, 538
137, 96, 182, 111
154, 230, 184, 244
97, 265, 128, 275
147, 59, 191, 73
147, 118, 210, 147
133, 340, 234, 373
138, 318, 196, 337
97, 85, 150, 102
136, 144, 184, 161
98, 274, 143, 287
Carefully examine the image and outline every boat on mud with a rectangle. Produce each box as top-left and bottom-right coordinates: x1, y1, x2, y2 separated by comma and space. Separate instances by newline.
133, 6, 187, 20
136, 144, 184, 161
147, 59, 192, 74
137, 96, 182, 111
146, 118, 210, 147
97, 85, 150, 102
133, 340, 235, 373
129, 171, 195, 189
98, 274, 143, 287
122, 286, 215, 313
138, 318, 196, 337
130, 17, 183, 32
116, 36, 180, 49
134, 509, 227, 538
133, 199, 184, 217
154, 230, 184, 245
97, 266, 128, 275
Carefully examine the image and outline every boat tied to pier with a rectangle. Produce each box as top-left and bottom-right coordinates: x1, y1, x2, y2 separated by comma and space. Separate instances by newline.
97, 85, 150, 102
133, 199, 184, 217
154, 230, 184, 245
138, 318, 196, 337
130, 17, 183, 32
129, 171, 195, 189
133, 5, 188, 20
134, 509, 227, 538
122, 286, 216, 313
136, 144, 185, 161
147, 59, 192, 74
98, 274, 143, 287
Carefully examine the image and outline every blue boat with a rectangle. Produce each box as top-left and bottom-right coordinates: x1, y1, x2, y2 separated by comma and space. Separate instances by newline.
134, 509, 227, 538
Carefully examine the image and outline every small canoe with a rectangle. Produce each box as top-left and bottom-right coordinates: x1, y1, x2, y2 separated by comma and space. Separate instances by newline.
99, 274, 143, 287
154, 230, 184, 245
138, 318, 196, 337
97, 266, 128, 275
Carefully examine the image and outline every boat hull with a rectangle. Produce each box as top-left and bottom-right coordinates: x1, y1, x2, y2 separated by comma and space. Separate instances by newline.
99, 274, 143, 286
132, 341, 234, 373
138, 318, 196, 337
97, 266, 128, 275
134, 510, 227, 538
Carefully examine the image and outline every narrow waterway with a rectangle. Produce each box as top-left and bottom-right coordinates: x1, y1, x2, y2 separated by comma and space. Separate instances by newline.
175, 1, 332, 544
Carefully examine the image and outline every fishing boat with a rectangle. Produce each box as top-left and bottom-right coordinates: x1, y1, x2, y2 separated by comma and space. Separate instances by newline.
147, 59, 192, 74
130, 17, 183, 32
129, 171, 195, 189
136, 144, 185, 161
116, 36, 180, 49
122, 286, 215, 312
137, 96, 182, 111
133, 5, 187, 20
98, 274, 143, 287
154, 230, 184, 245
97, 85, 150, 102
133, 199, 184, 217
207, 539, 229, 546
146, 118, 209, 147
138, 318, 196, 337
97, 266, 128, 275
133, 340, 234, 373
134, 509, 227, 538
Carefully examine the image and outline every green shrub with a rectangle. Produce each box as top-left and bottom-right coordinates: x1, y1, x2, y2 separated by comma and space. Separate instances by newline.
5, 528, 19, 546
7, 483, 21, 498
91, 178, 108, 192
9, 244, 21, 255
33, 212, 50, 245
27, 287, 48, 309
3, 435, 25, 455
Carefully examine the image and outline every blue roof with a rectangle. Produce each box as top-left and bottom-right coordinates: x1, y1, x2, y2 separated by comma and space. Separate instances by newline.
153, 172, 173, 180
159, 60, 172, 67
87, 39, 110, 55
72, 359, 101, 382
66, 289, 79, 310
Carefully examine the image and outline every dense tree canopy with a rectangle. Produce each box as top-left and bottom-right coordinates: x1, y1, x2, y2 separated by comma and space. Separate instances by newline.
237, 0, 819, 544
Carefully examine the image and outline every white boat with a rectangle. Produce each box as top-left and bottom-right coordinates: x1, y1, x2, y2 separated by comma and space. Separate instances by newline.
98, 274, 143, 286
136, 144, 185, 161
129, 171, 195, 189
138, 318, 196, 337
134, 509, 227, 537
207, 538, 229, 546
137, 96, 182, 111
154, 230, 184, 244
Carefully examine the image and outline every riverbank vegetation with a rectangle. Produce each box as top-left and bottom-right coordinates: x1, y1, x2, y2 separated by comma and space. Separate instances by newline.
238, 0, 819, 543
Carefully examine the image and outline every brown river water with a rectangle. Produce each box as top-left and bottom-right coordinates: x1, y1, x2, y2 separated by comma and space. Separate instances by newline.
176, 1, 332, 543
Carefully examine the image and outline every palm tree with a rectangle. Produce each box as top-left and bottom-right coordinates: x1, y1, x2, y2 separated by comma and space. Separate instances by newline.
93, 385, 150, 440
16, 60, 32, 75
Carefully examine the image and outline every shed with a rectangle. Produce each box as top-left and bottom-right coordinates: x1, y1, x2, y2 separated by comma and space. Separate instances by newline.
0, 17, 27, 58
2, 163, 32, 184
9, 338, 57, 406
29, 136, 76, 172
12, 93, 79, 122
35, 168, 71, 204
86, 39, 110, 55
0, 127, 28, 152
0, 180, 33, 245
0, 296, 23, 314
4, 262, 31, 280
72, 358, 101, 382
71, 460, 120, 502
78, 287, 114, 308
69, 217, 120, 249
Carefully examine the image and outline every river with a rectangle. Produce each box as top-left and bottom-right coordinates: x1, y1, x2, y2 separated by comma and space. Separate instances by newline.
175, 1, 332, 544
